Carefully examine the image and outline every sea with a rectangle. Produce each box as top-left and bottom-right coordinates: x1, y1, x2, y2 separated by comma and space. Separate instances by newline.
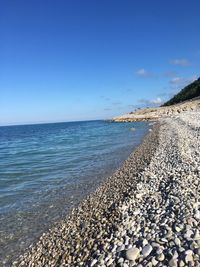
0, 120, 149, 265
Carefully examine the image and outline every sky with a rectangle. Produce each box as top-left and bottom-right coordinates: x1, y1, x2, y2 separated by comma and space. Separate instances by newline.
0, 0, 200, 125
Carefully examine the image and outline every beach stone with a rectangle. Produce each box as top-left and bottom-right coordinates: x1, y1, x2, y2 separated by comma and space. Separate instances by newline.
142, 244, 153, 257
125, 247, 140, 261
185, 230, 193, 240
179, 260, 185, 267
185, 253, 193, 263
142, 239, 148, 247
151, 257, 158, 266
194, 209, 200, 220
174, 237, 181, 247
174, 226, 182, 232
91, 259, 97, 266
185, 250, 193, 255
156, 253, 165, 261
117, 257, 124, 263
169, 258, 178, 267
136, 193, 143, 199
173, 250, 179, 259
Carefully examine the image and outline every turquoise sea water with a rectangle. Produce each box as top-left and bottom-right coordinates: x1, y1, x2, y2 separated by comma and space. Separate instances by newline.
0, 120, 149, 264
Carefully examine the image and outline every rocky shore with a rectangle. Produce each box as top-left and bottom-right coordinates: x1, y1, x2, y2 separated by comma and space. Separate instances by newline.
112, 99, 200, 122
13, 112, 200, 267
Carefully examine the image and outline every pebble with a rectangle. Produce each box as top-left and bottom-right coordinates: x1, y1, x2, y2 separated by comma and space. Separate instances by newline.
125, 247, 140, 261
185, 253, 193, 263
156, 253, 165, 261
142, 244, 153, 257
151, 257, 158, 266
174, 237, 181, 247
179, 260, 185, 267
169, 258, 178, 267
91, 259, 97, 266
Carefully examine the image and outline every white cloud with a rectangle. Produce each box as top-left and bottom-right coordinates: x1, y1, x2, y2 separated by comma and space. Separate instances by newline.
170, 76, 197, 85
170, 77, 183, 84
150, 97, 162, 104
135, 68, 150, 77
138, 97, 163, 106
170, 58, 191, 66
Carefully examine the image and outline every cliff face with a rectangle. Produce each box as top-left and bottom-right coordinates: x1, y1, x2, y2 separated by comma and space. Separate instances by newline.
112, 99, 200, 122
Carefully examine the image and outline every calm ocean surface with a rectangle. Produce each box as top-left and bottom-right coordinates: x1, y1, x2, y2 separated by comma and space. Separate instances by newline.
0, 120, 149, 264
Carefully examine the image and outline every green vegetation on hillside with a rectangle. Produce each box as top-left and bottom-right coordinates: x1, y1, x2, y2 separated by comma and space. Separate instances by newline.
163, 77, 200, 106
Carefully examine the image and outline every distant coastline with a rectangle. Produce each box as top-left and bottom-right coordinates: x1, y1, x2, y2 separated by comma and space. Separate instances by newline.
112, 98, 200, 122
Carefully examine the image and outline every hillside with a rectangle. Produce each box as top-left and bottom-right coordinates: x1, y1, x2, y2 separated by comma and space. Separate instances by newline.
162, 77, 200, 106
112, 77, 200, 122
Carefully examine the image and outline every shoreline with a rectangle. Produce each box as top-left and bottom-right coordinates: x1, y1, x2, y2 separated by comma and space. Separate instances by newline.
12, 123, 160, 266
13, 113, 200, 266
0, 121, 149, 266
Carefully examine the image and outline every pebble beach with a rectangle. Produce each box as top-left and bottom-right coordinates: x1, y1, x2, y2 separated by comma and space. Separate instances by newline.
13, 112, 200, 267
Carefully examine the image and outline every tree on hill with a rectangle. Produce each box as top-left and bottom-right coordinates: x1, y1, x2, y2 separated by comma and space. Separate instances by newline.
162, 77, 200, 106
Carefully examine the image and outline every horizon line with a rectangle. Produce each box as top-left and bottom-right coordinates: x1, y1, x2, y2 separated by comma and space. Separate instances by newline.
0, 118, 108, 128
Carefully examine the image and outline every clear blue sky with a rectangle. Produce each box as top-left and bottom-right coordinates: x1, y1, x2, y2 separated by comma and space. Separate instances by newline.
1, 0, 200, 125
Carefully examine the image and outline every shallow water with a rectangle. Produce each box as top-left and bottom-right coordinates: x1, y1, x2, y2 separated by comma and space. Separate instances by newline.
0, 120, 149, 264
